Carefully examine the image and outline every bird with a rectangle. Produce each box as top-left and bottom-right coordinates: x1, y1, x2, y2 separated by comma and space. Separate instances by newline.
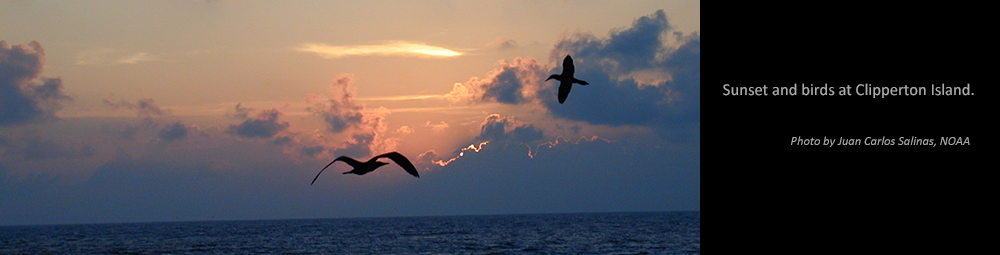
311, 152, 419, 185
545, 55, 589, 104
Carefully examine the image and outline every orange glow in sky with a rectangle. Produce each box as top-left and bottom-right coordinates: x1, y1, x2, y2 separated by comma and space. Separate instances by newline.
297, 41, 463, 58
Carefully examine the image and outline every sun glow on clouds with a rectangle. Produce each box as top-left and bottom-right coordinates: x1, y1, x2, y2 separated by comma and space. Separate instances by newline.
297, 41, 462, 58
432, 141, 489, 166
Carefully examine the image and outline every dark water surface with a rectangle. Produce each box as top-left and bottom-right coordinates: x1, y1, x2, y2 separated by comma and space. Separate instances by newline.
1, 211, 699, 254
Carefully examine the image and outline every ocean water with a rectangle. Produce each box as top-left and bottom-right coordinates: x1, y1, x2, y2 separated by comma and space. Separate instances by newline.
0, 211, 699, 254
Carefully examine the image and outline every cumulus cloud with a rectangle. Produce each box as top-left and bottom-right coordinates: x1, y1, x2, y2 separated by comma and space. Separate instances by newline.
416, 150, 442, 165
541, 9, 700, 129
99, 97, 184, 141
425, 121, 450, 133
475, 114, 544, 145
331, 106, 398, 157
225, 103, 253, 119
415, 114, 543, 170
158, 122, 190, 142
550, 10, 672, 75
445, 57, 547, 105
226, 108, 290, 139
395, 126, 414, 134
443, 10, 699, 142
1, 41, 72, 126
307, 74, 364, 134
307, 74, 400, 158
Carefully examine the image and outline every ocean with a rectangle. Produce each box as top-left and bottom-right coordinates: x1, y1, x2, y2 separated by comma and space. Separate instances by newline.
0, 211, 699, 254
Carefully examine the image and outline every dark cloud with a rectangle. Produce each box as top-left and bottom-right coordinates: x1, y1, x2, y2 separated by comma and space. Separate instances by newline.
475, 114, 544, 144
308, 74, 364, 133
101, 97, 183, 141
157, 122, 189, 142
103, 97, 169, 119
329, 107, 398, 158
551, 10, 671, 74
307, 74, 399, 158
266, 135, 330, 159
444, 10, 699, 138
334, 133, 376, 157
301, 145, 325, 157
540, 10, 699, 134
226, 108, 290, 139
403, 134, 700, 216
271, 135, 293, 145
0, 41, 72, 126
225, 103, 253, 119
446, 57, 546, 105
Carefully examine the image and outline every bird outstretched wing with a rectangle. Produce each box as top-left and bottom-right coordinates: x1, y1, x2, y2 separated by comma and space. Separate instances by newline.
311, 156, 363, 185
373, 152, 420, 178
558, 80, 572, 104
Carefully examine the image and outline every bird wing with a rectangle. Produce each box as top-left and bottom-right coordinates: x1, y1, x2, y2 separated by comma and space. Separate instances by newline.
563, 55, 575, 77
558, 80, 572, 104
545, 74, 560, 81
311, 156, 363, 185
373, 152, 420, 178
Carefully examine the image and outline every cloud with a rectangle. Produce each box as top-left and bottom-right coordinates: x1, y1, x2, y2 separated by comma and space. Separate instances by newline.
485, 36, 519, 50
445, 57, 546, 105
331, 106, 398, 157
301, 145, 325, 157
475, 114, 544, 145
116, 52, 158, 64
425, 121, 450, 133
407, 134, 699, 215
442, 10, 699, 139
76, 49, 159, 65
549, 9, 672, 76
439, 10, 699, 142
541, 9, 700, 131
226, 108, 290, 139
225, 103, 252, 119
103, 97, 169, 119
297, 41, 462, 58
158, 122, 190, 142
98, 97, 178, 141
307, 74, 364, 134
357, 94, 447, 101
0, 41, 72, 126
307, 74, 400, 158
395, 126, 414, 134
416, 150, 442, 166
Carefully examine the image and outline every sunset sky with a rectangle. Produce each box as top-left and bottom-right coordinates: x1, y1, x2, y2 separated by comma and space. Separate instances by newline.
1, 0, 700, 225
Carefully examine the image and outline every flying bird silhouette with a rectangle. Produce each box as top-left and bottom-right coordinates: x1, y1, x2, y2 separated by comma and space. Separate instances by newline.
311, 152, 419, 185
546, 55, 590, 104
